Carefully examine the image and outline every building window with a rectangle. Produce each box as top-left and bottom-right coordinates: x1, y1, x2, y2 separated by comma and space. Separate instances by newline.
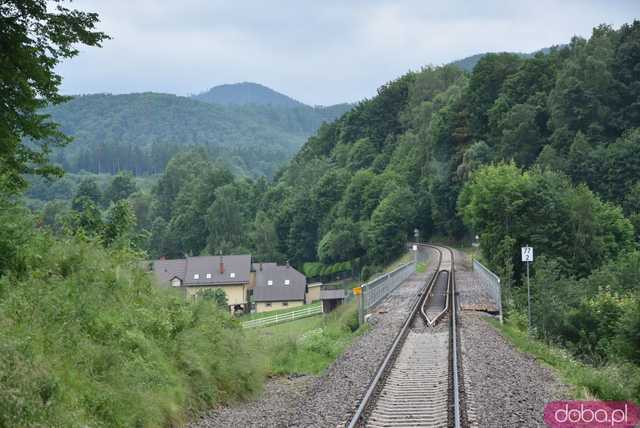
206, 273, 212, 279
193, 274, 199, 280
266, 302, 272, 307
267, 280, 273, 285
282, 302, 288, 306
284, 279, 290, 285
230, 272, 236, 278
171, 278, 181, 287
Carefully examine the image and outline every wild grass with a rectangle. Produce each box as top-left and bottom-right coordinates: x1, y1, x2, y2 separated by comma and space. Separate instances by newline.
488, 316, 640, 404
246, 302, 364, 376
0, 234, 263, 427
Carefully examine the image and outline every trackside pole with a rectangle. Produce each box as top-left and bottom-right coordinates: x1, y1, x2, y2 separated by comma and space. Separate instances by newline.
354, 286, 363, 326
526, 259, 531, 334
521, 245, 534, 335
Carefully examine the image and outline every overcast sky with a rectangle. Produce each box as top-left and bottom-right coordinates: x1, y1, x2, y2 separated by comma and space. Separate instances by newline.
56, 1, 640, 106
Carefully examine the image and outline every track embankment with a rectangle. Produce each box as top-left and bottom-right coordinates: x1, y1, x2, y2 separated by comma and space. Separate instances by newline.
190, 249, 436, 428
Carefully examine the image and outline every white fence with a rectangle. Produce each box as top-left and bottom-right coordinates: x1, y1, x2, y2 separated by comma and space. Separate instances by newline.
241, 304, 323, 329
362, 262, 416, 311
472, 259, 503, 322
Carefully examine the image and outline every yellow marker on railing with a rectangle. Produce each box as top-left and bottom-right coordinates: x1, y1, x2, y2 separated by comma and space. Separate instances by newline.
353, 287, 362, 295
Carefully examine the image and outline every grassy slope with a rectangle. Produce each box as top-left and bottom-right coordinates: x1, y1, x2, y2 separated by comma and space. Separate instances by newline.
487, 317, 640, 403
246, 302, 364, 375
0, 228, 263, 427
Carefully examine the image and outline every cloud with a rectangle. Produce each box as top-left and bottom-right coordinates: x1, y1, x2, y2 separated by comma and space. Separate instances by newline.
56, 0, 640, 105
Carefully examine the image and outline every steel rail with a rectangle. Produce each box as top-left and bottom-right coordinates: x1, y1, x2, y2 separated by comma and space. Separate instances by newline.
420, 268, 450, 326
346, 245, 442, 428
346, 243, 464, 428
447, 245, 462, 428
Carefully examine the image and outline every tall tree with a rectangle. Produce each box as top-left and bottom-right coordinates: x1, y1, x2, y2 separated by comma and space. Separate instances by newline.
105, 172, 137, 204
0, 0, 108, 192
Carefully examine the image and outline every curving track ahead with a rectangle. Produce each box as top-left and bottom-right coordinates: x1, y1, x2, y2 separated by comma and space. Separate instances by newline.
347, 244, 464, 428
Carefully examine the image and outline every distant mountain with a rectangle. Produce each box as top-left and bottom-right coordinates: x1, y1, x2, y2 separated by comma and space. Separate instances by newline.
46, 91, 352, 178
450, 46, 560, 72
192, 82, 306, 108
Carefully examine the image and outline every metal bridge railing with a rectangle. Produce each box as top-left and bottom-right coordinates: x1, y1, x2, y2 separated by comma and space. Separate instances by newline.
362, 261, 416, 312
472, 259, 503, 322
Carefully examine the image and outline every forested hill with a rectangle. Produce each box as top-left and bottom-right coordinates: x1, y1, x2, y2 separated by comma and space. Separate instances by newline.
260, 22, 640, 277
450, 46, 557, 72
192, 82, 305, 107
45, 90, 352, 178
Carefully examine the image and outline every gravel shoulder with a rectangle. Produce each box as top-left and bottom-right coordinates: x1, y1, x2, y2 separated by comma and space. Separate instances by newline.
190, 250, 435, 428
460, 312, 570, 427
453, 248, 569, 427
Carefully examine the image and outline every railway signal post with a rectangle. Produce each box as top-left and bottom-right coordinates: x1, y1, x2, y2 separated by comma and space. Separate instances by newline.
521, 245, 534, 335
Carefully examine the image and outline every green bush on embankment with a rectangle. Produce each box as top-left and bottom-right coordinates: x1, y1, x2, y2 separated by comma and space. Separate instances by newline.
489, 314, 640, 405
0, 226, 262, 427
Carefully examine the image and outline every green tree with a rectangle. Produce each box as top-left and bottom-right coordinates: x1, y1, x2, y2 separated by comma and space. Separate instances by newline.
252, 211, 282, 262
548, 26, 618, 146
285, 193, 318, 266
535, 145, 568, 172
39, 199, 69, 234
0, 0, 108, 193
605, 128, 640, 203
198, 288, 229, 309
612, 21, 640, 133
465, 53, 522, 138
368, 187, 416, 264
148, 216, 169, 258
317, 218, 363, 264
205, 182, 254, 255
348, 138, 377, 170
623, 182, 640, 239
71, 196, 103, 236
496, 103, 545, 166
105, 172, 137, 204
103, 200, 136, 246
459, 163, 633, 278
71, 177, 102, 210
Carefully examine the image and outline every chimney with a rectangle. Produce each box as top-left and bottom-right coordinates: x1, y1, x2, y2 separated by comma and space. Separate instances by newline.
219, 252, 224, 274
286, 260, 290, 269
259, 263, 263, 271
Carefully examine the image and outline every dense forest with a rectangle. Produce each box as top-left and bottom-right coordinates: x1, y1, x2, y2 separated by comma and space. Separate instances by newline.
450, 46, 559, 72
45, 90, 351, 178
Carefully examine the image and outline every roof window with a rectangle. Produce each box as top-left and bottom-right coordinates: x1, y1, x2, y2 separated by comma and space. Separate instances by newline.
193, 274, 199, 280
230, 272, 236, 278
206, 273, 212, 279
284, 279, 290, 285
267, 280, 273, 285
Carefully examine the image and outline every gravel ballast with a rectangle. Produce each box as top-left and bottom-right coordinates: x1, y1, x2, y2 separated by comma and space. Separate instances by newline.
459, 312, 570, 427
190, 251, 435, 428
453, 249, 569, 427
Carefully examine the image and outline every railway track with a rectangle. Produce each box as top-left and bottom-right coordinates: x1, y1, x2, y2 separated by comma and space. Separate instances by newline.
347, 244, 464, 428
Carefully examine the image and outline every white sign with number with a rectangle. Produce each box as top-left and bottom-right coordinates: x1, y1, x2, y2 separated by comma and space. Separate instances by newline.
412, 244, 418, 251
521, 246, 534, 262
